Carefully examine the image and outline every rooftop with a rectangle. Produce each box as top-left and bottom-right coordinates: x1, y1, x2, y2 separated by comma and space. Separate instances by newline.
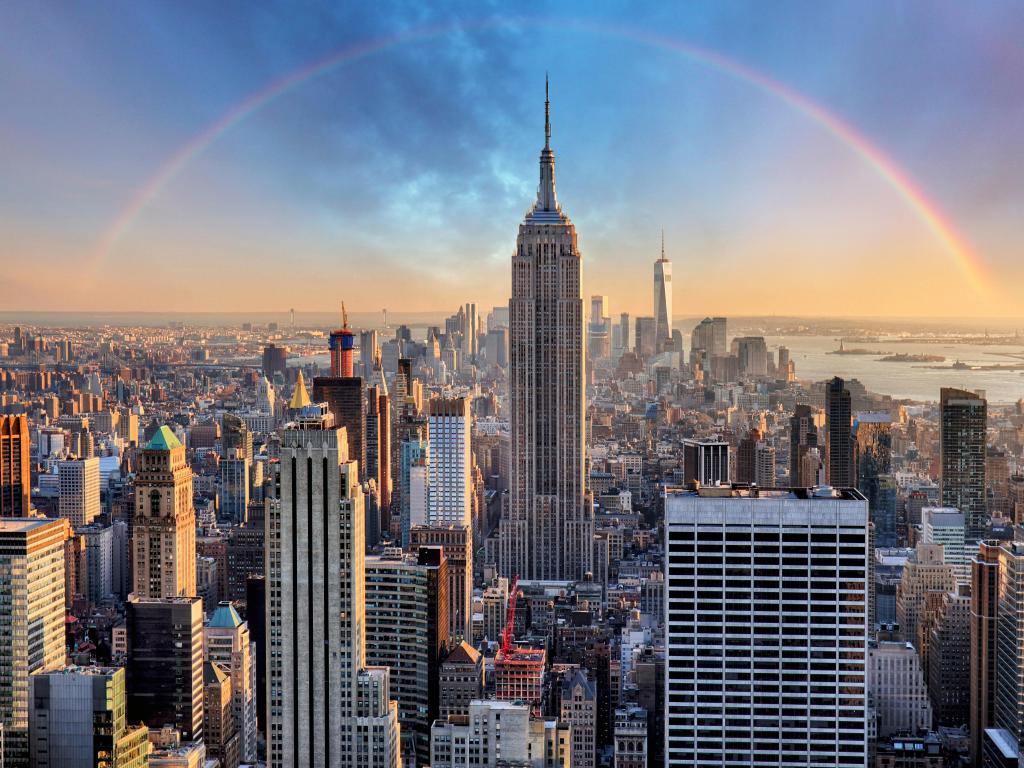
146, 425, 182, 451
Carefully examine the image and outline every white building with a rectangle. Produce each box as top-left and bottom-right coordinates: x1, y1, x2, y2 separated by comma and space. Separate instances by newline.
58, 456, 101, 527
664, 485, 869, 767
427, 396, 472, 527
921, 506, 969, 586
267, 408, 400, 768
653, 236, 672, 351
430, 699, 570, 768
0, 518, 68, 765
868, 640, 933, 737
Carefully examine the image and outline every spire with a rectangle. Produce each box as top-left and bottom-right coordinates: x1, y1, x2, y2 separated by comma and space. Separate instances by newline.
289, 369, 311, 410
544, 72, 551, 150
537, 74, 558, 212
658, 228, 669, 263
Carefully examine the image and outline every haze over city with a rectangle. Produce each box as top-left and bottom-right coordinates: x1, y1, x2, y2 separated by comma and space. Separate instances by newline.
2, 2, 1022, 316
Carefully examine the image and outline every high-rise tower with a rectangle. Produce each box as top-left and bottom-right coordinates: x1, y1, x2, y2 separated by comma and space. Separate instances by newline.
940, 387, 987, 539
132, 426, 196, 598
328, 303, 355, 378
653, 230, 672, 351
501, 78, 592, 581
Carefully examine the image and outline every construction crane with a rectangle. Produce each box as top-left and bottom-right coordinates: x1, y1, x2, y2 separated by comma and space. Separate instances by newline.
501, 575, 519, 654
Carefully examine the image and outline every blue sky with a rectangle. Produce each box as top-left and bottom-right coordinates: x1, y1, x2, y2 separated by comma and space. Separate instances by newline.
1, 1, 1021, 315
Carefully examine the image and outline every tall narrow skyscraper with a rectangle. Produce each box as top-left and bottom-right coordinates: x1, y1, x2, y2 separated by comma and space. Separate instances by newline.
0, 415, 31, 517
653, 231, 672, 351
826, 377, 854, 487
267, 408, 400, 768
501, 78, 592, 581
940, 387, 987, 539
132, 426, 196, 598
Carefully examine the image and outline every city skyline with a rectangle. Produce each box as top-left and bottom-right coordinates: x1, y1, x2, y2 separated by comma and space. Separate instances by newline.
2, 3, 1022, 316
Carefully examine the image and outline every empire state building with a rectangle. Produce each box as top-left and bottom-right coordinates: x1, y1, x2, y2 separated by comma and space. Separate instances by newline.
500, 80, 593, 581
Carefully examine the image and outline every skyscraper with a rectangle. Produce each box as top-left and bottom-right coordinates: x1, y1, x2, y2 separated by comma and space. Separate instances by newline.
29, 666, 150, 768
826, 377, 854, 487
312, 376, 367, 483
653, 232, 672, 351
125, 596, 204, 742
940, 387, 987, 539
427, 397, 472, 527
588, 295, 611, 360
0, 518, 68, 767
58, 456, 101, 527
206, 601, 258, 764
854, 412, 895, 545
501, 79, 592, 582
364, 546, 449, 767
132, 425, 196, 598
266, 409, 400, 768
0, 415, 31, 517
664, 485, 869, 766
789, 404, 823, 487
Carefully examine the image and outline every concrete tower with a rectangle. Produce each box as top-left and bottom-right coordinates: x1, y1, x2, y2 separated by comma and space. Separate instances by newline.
501, 77, 592, 581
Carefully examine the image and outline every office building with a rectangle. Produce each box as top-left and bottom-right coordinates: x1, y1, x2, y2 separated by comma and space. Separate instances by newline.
311, 376, 366, 479
682, 439, 729, 486
664, 485, 869, 767
133, 425, 196, 598
58, 457, 101, 527
560, 669, 596, 768
616, 312, 630, 352
501, 81, 593, 582
940, 388, 987, 539
993, 543, 1024, 747
732, 336, 768, 377
633, 317, 657, 359
29, 666, 150, 768
971, 541, 1002, 764
0, 518, 68, 767
262, 344, 288, 379
0, 415, 31, 517
411, 523, 473, 642
126, 596, 204, 742
826, 377, 854, 487
430, 700, 570, 768
921, 507, 969, 585
205, 601, 258, 764
204, 661, 239, 768
588, 295, 611, 360
736, 429, 775, 488
926, 587, 971, 727
855, 412, 896, 546
895, 542, 957, 646
868, 639, 933, 737
613, 707, 647, 768
789, 404, 823, 487
427, 397, 472, 527
364, 547, 449, 767
653, 235, 672, 351
266, 411, 400, 768
438, 642, 483, 720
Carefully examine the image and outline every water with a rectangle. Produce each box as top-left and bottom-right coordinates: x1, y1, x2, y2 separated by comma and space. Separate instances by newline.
767, 335, 1024, 404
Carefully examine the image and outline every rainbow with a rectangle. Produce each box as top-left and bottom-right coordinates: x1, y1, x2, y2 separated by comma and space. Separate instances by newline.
92, 16, 989, 295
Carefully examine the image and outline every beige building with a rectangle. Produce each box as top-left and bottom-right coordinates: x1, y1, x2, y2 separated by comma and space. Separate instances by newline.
431, 700, 570, 768
439, 642, 484, 721
560, 670, 596, 768
133, 426, 196, 598
895, 542, 956, 645
267, 411, 400, 768
500, 81, 593, 581
0, 518, 68, 767
205, 602, 257, 763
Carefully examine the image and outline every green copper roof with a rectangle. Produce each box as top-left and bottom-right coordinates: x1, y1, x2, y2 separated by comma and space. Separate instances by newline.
146, 425, 182, 451
208, 602, 243, 629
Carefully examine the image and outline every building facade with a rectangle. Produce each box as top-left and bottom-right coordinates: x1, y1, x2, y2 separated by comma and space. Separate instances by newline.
501, 80, 592, 582
664, 486, 869, 767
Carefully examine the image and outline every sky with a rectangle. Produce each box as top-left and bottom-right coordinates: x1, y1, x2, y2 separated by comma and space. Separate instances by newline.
1, 1, 1022, 317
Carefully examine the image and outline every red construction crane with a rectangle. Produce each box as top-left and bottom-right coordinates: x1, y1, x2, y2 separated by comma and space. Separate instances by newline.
501, 575, 519, 654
